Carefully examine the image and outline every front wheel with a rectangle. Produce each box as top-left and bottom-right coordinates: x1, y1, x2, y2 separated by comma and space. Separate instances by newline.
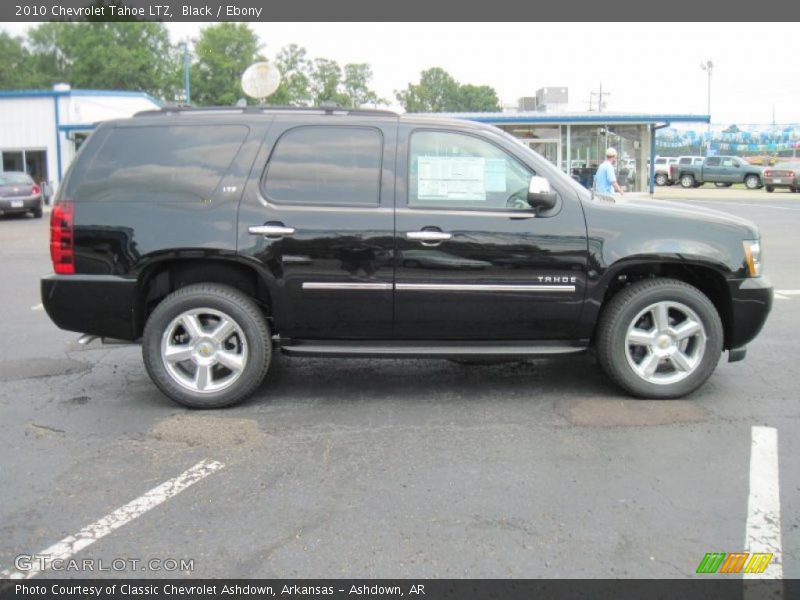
655, 173, 667, 186
142, 283, 271, 408
744, 174, 761, 190
596, 278, 723, 399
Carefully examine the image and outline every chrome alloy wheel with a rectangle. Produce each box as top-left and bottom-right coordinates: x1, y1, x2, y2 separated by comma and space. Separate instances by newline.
624, 301, 707, 385
160, 307, 248, 394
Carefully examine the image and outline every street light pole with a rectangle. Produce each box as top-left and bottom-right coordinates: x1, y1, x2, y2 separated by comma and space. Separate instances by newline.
700, 60, 713, 155
180, 41, 191, 105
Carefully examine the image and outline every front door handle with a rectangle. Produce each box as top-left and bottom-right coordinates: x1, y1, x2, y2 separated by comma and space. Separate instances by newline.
406, 230, 452, 243
249, 224, 296, 239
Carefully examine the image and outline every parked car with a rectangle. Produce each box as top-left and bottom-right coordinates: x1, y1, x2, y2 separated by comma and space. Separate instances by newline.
0, 171, 43, 218
668, 156, 704, 187
671, 156, 763, 189
762, 161, 800, 193
653, 157, 679, 186
42, 106, 773, 407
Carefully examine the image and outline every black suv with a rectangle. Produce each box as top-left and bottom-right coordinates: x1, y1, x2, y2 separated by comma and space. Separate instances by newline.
42, 107, 773, 408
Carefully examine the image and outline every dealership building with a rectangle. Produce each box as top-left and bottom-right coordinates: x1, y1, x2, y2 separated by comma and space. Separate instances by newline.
441, 110, 711, 192
0, 86, 160, 189
0, 85, 709, 193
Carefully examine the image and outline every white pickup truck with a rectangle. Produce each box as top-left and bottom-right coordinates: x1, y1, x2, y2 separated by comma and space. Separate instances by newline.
653, 156, 679, 186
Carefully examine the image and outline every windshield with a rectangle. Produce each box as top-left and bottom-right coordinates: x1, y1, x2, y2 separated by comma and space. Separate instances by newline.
0, 172, 33, 185
494, 128, 593, 201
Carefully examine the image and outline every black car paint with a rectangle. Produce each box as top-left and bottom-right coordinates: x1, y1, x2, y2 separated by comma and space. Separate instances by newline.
42, 112, 772, 355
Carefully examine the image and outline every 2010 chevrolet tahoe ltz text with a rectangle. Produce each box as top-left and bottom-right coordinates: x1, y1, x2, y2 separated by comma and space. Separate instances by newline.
41, 106, 773, 408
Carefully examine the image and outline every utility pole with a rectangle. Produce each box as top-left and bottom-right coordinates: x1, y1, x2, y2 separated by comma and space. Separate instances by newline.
700, 60, 713, 155
590, 83, 610, 112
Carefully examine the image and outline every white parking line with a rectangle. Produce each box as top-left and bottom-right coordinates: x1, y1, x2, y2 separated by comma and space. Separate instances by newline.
0, 459, 224, 579
30, 303, 43, 311
744, 426, 782, 579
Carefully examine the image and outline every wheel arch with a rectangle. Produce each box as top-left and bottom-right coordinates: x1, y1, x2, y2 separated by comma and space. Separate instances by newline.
134, 256, 283, 338
590, 260, 734, 349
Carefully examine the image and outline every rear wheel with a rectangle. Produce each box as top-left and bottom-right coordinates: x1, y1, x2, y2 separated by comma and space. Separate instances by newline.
596, 278, 723, 399
31, 203, 43, 218
744, 174, 761, 189
142, 283, 271, 408
680, 174, 695, 188
766, 186, 775, 193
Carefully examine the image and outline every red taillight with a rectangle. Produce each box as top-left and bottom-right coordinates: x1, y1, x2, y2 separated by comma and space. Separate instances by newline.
788, 171, 795, 178
50, 201, 75, 275
32, 184, 41, 196
764, 170, 773, 177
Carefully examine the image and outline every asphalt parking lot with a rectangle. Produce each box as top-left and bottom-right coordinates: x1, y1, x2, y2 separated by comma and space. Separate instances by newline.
1, 191, 798, 580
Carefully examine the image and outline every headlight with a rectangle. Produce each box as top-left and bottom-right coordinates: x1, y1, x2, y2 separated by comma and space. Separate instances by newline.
743, 240, 762, 277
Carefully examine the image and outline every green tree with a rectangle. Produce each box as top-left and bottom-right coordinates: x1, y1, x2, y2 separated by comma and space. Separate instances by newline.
453, 84, 500, 112
269, 43, 312, 106
190, 23, 262, 106
396, 67, 500, 112
396, 67, 458, 112
0, 32, 35, 89
341, 63, 383, 108
26, 22, 179, 99
309, 58, 345, 105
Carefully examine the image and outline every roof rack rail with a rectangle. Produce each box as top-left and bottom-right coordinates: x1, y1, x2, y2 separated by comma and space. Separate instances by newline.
134, 105, 398, 118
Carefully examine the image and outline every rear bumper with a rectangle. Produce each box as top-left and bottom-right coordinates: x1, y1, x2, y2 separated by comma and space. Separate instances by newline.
0, 194, 42, 213
727, 276, 773, 350
41, 274, 138, 341
762, 177, 799, 188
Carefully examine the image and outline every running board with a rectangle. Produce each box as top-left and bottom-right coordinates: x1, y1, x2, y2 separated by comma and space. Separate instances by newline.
280, 340, 587, 359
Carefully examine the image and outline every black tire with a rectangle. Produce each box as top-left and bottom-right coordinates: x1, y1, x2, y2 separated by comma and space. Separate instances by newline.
680, 174, 695, 188
32, 203, 43, 218
766, 186, 774, 193
142, 283, 271, 408
655, 173, 667, 186
744, 174, 761, 190
596, 278, 723, 399
714, 182, 732, 188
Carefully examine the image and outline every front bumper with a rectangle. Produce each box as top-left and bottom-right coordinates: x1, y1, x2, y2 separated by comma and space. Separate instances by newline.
726, 276, 773, 350
0, 194, 42, 213
41, 274, 139, 341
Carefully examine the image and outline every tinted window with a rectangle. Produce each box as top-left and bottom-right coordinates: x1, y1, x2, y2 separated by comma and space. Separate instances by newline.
655, 158, 666, 165
721, 158, 736, 167
679, 157, 691, 165
70, 125, 248, 203
705, 157, 720, 166
408, 131, 534, 210
263, 126, 382, 206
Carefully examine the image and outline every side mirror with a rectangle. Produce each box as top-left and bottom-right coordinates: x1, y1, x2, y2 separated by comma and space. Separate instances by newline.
527, 175, 558, 211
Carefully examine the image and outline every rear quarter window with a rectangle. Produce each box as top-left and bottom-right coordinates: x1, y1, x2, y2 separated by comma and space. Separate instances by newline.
261, 126, 383, 206
68, 125, 249, 203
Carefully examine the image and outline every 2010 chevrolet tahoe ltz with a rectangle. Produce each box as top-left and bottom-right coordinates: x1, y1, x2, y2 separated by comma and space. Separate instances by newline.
41, 106, 773, 408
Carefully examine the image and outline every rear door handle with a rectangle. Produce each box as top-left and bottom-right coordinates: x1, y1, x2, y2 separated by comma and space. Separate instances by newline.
249, 224, 296, 238
406, 231, 452, 242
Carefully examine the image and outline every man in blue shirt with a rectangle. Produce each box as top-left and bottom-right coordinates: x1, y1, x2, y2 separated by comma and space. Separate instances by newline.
595, 147, 624, 195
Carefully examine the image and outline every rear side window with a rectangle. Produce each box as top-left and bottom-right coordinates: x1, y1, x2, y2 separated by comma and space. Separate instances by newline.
679, 157, 691, 165
262, 126, 383, 206
69, 125, 248, 203
705, 157, 720, 166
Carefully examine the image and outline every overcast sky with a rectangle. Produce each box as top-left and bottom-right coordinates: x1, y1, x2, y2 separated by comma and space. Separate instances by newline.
3, 22, 797, 124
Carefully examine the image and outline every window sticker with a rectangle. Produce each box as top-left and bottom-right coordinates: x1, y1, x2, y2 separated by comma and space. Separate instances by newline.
484, 159, 507, 192
417, 156, 486, 201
